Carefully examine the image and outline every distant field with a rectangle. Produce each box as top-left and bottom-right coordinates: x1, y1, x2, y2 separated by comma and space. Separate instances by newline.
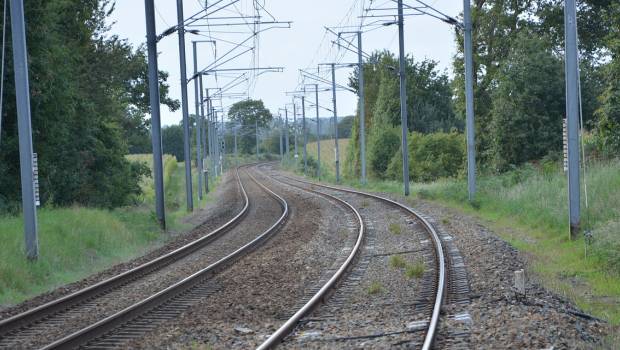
305, 138, 349, 175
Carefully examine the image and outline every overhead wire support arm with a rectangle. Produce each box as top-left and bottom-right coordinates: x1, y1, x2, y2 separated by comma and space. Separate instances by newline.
188, 23, 291, 82
187, 21, 292, 28
299, 69, 355, 93
403, 0, 462, 27
184, 0, 242, 27
201, 67, 284, 75
331, 40, 371, 60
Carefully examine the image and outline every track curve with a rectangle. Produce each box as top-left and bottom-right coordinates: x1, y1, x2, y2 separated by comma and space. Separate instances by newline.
257, 165, 446, 350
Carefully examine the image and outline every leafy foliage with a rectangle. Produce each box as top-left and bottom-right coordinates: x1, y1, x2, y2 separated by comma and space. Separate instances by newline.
488, 33, 565, 171
0, 0, 177, 209
367, 126, 401, 179
162, 125, 185, 162
387, 132, 466, 182
451, 0, 619, 168
345, 52, 459, 178
228, 99, 273, 154
593, 3, 620, 156
337, 116, 354, 139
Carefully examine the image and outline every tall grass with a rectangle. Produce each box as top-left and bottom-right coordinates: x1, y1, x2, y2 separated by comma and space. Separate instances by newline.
306, 138, 349, 175
0, 207, 160, 305
0, 155, 221, 306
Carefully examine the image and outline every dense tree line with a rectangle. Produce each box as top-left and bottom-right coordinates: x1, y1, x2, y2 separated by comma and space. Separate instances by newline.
228, 99, 273, 154
345, 0, 620, 181
344, 52, 460, 179
0, 1, 177, 211
452, 0, 620, 171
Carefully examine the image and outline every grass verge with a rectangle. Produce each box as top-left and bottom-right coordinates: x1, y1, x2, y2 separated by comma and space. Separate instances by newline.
0, 155, 225, 307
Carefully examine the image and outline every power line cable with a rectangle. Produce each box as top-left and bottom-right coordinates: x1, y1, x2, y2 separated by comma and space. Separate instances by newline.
154, 1, 171, 28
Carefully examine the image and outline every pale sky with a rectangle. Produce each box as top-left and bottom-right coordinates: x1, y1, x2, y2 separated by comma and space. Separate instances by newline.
108, 1, 462, 126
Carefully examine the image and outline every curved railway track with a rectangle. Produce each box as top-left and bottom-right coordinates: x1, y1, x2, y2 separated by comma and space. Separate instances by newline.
255, 171, 366, 350
0, 166, 289, 350
257, 166, 447, 350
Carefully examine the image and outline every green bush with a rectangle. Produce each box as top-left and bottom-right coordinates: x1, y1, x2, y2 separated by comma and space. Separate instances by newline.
387, 132, 465, 182
368, 126, 401, 179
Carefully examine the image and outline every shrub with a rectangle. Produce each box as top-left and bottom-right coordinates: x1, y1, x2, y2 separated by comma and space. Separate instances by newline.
368, 126, 401, 179
296, 155, 319, 176
387, 132, 466, 182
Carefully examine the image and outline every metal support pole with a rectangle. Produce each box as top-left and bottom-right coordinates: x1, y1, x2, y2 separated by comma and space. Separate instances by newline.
279, 114, 283, 161
208, 99, 216, 177
145, 0, 166, 229
463, 0, 476, 201
285, 107, 290, 156
10, 0, 38, 259
206, 92, 214, 177
216, 108, 222, 176
199, 76, 209, 194
255, 118, 259, 159
331, 63, 340, 183
397, 0, 410, 196
217, 111, 222, 173
211, 105, 216, 176
293, 99, 298, 157
192, 42, 203, 200
315, 84, 321, 180
565, 0, 580, 238
220, 112, 224, 172
357, 31, 367, 184
176, 0, 193, 211
302, 95, 308, 174
234, 125, 238, 165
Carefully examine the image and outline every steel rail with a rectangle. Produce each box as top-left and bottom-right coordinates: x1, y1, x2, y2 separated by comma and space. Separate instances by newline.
255, 170, 365, 350
270, 172, 446, 350
39, 167, 289, 350
0, 165, 252, 339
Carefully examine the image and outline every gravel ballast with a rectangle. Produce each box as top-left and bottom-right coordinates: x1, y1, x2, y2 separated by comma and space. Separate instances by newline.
0, 169, 285, 349
127, 166, 359, 349
2, 164, 610, 349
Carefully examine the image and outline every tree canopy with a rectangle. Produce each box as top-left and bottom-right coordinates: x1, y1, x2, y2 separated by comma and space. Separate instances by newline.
0, 0, 177, 210
227, 99, 273, 154
345, 52, 459, 178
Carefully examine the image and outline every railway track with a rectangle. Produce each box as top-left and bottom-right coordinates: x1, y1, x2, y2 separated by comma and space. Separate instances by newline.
0, 166, 289, 350
257, 166, 450, 350
255, 169, 366, 350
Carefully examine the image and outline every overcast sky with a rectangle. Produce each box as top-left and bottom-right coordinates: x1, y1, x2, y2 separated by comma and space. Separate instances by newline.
108, 1, 462, 126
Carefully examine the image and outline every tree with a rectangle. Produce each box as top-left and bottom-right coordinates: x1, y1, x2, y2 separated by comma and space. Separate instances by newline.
367, 126, 401, 179
0, 0, 175, 209
452, 0, 615, 167
593, 3, 620, 156
162, 125, 185, 161
228, 99, 273, 154
345, 51, 458, 178
338, 116, 355, 139
489, 33, 565, 170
